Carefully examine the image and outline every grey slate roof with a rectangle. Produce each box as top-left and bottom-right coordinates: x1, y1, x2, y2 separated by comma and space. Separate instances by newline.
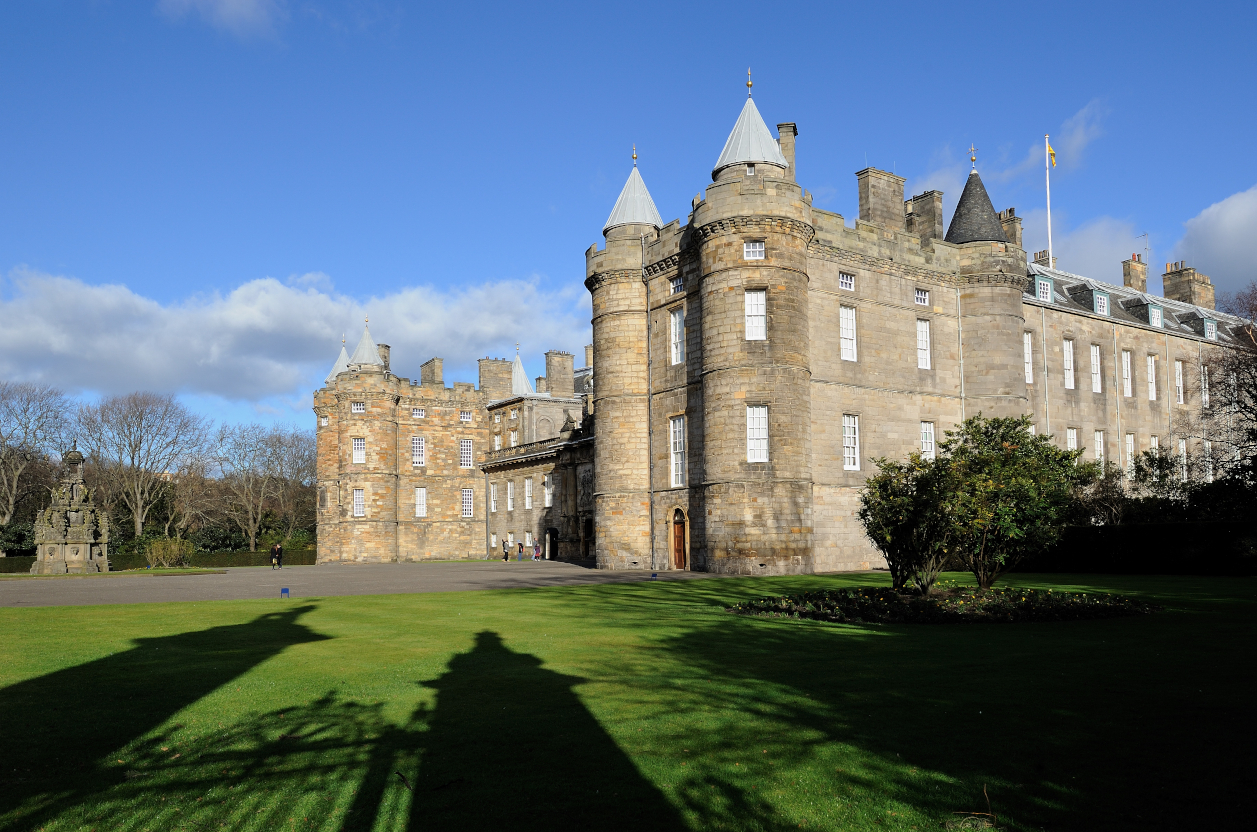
511, 353, 535, 396
324, 345, 350, 385
713, 96, 788, 177
349, 324, 384, 366
944, 170, 1007, 244
1025, 262, 1248, 345
603, 166, 663, 233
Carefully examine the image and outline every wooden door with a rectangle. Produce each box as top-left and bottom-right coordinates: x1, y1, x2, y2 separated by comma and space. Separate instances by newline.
672, 512, 686, 569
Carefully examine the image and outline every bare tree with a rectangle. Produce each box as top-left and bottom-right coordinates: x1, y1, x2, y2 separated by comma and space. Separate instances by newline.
77, 392, 210, 538
161, 454, 218, 540
0, 382, 70, 527
214, 423, 278, 552
269, 426, 316, 545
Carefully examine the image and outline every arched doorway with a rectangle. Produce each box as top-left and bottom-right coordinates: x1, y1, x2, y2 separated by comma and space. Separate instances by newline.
671, 509, 686, 570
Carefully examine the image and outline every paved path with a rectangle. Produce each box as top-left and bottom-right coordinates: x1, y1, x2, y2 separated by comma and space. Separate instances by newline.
0, 561, 715, 608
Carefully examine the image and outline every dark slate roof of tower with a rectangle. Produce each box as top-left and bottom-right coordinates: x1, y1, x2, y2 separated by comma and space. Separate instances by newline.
944, 170, 1007, 244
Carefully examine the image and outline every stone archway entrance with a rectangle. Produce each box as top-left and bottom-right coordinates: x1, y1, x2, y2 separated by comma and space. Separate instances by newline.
671, 509, 686, 570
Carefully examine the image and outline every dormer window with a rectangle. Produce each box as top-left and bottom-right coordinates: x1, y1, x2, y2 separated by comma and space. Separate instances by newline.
1035, 278, 1053, 303
1094, 292, 1109, 316
1205, 319, 1217, 340
744, 241, 765, 260
746, 164, 756, 176
1149, 306, 1163, 328
351, 401, 365, 414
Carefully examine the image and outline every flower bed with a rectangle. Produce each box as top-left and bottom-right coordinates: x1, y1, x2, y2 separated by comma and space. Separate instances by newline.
729, 585, 1162, 624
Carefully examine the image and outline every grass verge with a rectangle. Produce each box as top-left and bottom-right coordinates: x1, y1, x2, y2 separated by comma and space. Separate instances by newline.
0, 572, 1252, 831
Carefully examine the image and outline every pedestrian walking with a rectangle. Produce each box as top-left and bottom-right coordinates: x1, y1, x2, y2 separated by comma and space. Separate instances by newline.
502, 540, 510, 562
517, 542, 524, 561
271, 544, 279, 570
276, 543, 283, 569
532, 542, 540, 562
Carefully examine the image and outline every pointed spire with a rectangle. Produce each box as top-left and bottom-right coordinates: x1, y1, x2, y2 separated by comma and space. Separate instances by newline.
603, 162, 663, 234
511, 352, 535, 396
348, 319, 384, 366
324, 344, 350, 385
944, 170, 1008, 245
712, 95, 788, 179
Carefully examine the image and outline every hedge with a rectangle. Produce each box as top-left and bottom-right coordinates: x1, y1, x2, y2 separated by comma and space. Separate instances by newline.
0, 550, 316, 573
1018, 522, 1257, 576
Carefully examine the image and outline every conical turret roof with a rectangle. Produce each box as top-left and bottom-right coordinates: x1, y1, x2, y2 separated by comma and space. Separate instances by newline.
324, 344, 350, 385
944, 170, 1007, 244
603, 165, 663, 234
348, 323, 384, 366
511, 353, 535, 396
713, 96, 788, 178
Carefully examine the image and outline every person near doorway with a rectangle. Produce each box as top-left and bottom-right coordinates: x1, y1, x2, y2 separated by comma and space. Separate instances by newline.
532, 541, 540, 562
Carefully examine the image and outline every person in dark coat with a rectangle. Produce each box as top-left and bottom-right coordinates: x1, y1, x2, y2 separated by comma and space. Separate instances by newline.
271, 544, 279, 570
502, 540, 510, 562
276, 543, 283, 569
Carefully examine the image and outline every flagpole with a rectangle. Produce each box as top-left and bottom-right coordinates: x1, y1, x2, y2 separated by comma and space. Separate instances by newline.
1045, 134, 1053, 268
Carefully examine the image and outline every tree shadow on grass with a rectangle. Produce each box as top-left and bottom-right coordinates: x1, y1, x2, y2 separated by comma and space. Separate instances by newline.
646, 600, 1255, 831
0, 605, 328, 831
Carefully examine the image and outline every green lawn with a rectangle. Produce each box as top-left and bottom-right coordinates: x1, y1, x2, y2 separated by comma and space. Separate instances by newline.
0, 572, 1252, 831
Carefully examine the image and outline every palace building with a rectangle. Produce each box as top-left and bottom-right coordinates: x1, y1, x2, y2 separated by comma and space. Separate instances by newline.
315, 85, 1246, 572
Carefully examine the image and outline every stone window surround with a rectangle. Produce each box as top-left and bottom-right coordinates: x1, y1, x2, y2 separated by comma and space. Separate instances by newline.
744, 287, 767, 341
743, 239, 765, 261
914, 288, 929, 306
351, 401, 365, 414
842, 413, 861, 471
745, 403, 769, 463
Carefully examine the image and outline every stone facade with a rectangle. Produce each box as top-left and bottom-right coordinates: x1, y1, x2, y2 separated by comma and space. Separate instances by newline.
314, 328, 491, 563
31, 447, 110, 574
582, 93, 1247, 575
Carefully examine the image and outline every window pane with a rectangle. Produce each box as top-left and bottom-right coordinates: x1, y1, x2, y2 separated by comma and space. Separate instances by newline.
745, 290, 766, 340
916, 319, 931, 369
1063, 339, 1074, 390
1147, 355, 1157, 401
490, 483, 497, 513
746, 406, 768, 462
1023, 332, 1034, 384
1175, 360, 1184, 403
920, 422, 935, 459
462, 489, 473, 518
840, 306, 857, 361
352, 437, 366, 464
670, 416, 686, 487
670, 307, 686, 365
1066, 427, 1077, 450
525, 477, 533, 509
460, 439, 473, 468
412, 436, 425, 466
1091, 344, 1102, 392
460, 410, 473, 422
353, 488, 365, 517
544, 474, 553, 507
843, 415, 860, 470
1122, 351, 1132, 397
1094, 431, 1105, 464
351, 401, 365, 413
415, 487, 427, 518
412, 407, 425, 418
743, 241, 764, 260
507, 480, 514, 510
915, 288, 929, 306
839, 273, 855, 291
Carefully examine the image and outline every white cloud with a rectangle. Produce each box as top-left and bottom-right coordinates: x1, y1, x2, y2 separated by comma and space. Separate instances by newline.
157, 0, 287, 38
1173, 183, 1257, 294
1020, 209, 1142, 284
0, 268, 592, 409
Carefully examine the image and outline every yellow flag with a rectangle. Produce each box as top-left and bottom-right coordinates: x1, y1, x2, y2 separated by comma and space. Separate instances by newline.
1048, 143, 1057, 167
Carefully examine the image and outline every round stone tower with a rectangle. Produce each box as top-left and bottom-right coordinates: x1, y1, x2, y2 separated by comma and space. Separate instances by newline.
585, 161, 663, 568
691, 93, 815, 574
944, 168, 1030, 418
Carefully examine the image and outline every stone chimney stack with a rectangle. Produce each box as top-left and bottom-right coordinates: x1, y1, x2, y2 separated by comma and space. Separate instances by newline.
1122, 253, 1148, 293
545, 350, 575, 397
584, 344, 593, 369
420, 357, 442, 386
535, 376, 548, 394
776, 123, 797, 182
377, 344, 390, 371
857, 168, 906, 231
1162, 261, 1215, 309
904, 191, 944, 243
1032, 250, 1057, 269
998, 208, 1023, 249
477, 357, 512, 400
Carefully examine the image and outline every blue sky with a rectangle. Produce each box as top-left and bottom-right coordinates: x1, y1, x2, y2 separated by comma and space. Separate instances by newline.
2, 0, 1255, 425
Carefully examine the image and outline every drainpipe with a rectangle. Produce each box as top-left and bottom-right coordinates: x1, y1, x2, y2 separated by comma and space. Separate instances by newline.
955, 287, 965, 421
642, 233, 657, 571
